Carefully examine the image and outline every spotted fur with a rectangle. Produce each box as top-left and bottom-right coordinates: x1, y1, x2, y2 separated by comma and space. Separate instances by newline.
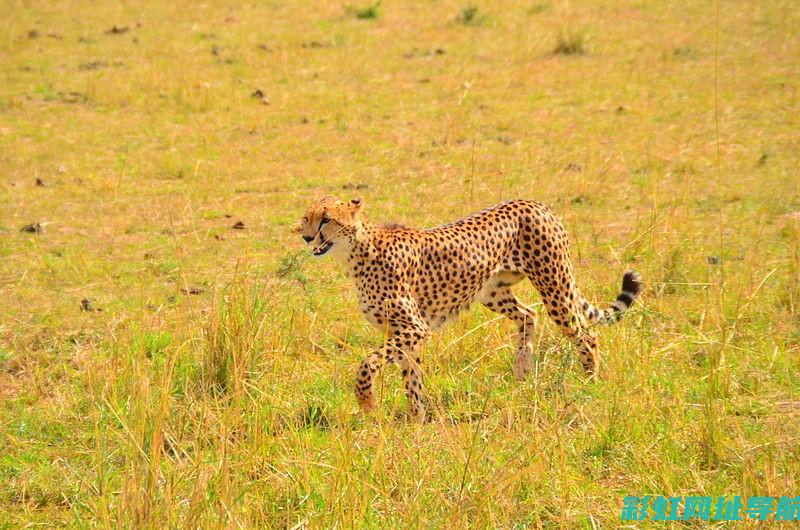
298, 197, 643, 420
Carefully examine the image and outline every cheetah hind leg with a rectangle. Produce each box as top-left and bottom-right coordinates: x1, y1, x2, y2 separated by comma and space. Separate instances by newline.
478, 282, 536, 380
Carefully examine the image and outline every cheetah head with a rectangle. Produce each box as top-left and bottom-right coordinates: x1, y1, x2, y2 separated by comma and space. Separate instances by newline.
297, 196, 365, 259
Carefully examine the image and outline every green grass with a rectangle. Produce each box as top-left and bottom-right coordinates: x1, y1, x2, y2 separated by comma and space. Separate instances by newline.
457, 6, 484, 27
352, 3, 380, 20
1, 0, 799, 527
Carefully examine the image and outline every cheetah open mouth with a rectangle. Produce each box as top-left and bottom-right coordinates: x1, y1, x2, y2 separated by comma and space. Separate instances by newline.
312, 241, 333, 256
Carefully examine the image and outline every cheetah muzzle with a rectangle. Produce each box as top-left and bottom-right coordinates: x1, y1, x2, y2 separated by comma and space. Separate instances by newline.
298, 196, 643, 422
312, 240, 333, 256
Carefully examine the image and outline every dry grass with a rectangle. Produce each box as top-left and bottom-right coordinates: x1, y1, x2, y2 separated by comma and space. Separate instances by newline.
1, 0, 799, 527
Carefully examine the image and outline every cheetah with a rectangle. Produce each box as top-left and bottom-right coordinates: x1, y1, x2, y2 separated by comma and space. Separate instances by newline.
298, 197, 643, 420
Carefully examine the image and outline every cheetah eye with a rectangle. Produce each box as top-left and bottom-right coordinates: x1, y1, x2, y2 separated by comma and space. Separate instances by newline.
320, 216, 331, 225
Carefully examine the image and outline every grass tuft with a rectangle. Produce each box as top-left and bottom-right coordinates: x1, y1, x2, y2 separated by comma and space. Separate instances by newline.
300, 404, 331, 430
199, 280, 271, 396
457, 5, 483, 26
553, 27, 588, 55
352, 3, 380, 20
140, 331, 172, 359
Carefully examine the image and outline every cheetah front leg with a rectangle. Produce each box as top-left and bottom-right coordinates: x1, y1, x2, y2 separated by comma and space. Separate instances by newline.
355, 293, 430, 421
355, 350, 387, 413
355, 332, 428, 420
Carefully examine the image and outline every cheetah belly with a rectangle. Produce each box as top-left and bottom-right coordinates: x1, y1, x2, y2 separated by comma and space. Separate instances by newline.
411, 244, 520, 329
414, 282, 477, 330
415, 272, 501, 331
476, 271, 526, 301
420, 270, 527, 330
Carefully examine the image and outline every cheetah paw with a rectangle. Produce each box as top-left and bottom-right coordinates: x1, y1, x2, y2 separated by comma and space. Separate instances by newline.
512, 357, 532, 380
357, 394, 377, 413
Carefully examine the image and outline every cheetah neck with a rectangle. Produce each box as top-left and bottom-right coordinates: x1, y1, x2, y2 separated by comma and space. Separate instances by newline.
344, 224, 380, 270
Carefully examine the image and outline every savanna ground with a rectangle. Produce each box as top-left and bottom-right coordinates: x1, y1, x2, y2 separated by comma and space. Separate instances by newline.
1, 0, 799, 527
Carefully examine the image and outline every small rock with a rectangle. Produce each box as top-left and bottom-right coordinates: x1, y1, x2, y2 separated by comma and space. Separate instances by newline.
105, 25, 129, 35
565, 162, 583, 172
21, 222, 43, 233
80, 299, 93, 311
231, 220, 246, 230
181, 286, 205, 295
342, 182, 369, 191
35, 178, 46, 187
251, 89, 270, 105
28, 29, 39, 39
79, 60, 108, 71
58, 91, 86, 104
404, 47, 446, 58
706, 255, 721, 265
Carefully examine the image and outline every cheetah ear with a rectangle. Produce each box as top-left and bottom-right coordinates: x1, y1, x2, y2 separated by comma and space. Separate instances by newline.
349, 197, 364, 215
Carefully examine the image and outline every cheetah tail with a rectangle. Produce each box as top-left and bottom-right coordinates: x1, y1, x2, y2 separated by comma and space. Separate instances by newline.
581, 270, 643, 325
